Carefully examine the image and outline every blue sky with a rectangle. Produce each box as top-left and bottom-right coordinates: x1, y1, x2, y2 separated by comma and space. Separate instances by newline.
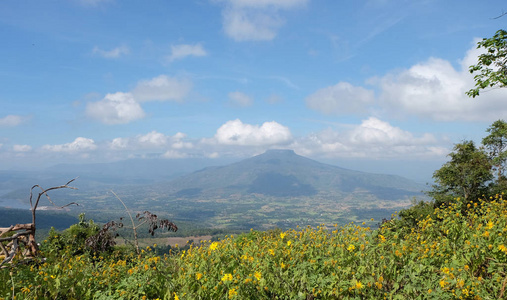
1, 0, 506, 181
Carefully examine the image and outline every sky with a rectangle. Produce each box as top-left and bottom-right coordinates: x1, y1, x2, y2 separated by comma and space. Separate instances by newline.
1, 0, 507, 182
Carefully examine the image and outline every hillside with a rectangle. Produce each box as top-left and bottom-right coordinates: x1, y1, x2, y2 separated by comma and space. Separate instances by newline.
161, 149, 424, 200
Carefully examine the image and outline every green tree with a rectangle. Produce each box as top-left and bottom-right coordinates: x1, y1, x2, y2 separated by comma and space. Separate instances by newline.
428, 140, 492, 206
466, 29, 507, 98
483, 119, 507, 192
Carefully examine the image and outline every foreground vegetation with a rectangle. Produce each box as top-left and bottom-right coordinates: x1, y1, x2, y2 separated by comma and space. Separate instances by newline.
1, 193, 506, 299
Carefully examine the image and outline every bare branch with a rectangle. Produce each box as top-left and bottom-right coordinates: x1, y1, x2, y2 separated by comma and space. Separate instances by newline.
492, 10, 507, 19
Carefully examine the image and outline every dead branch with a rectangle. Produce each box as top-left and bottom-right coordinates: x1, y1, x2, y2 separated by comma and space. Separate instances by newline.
492, 11, 507, 19
0, 179, 79, 268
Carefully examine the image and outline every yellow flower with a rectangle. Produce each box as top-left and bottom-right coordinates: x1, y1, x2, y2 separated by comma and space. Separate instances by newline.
196, 273, 203, 280
347, 244, 355, 252
457, 279, 465, 288
486, 220, 494, 229
222, 273, 233, 282
174, 293, 179, 300
228, 288, 238, 299
210, 242, 219, 251
439, 280, 447, 288
280, 232, 286, 239
355, 281, 363, 289
287, 240, 291, 246
254, 271, 262, 281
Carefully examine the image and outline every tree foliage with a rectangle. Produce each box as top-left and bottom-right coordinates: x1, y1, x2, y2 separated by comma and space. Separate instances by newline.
466, 29, 507, 98
483, 120, 507, 178
428, 141, 492, 206
427, 119, 507, 208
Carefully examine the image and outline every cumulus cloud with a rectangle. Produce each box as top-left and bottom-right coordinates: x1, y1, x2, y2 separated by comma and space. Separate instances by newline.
92, 45, 129, 58
86, 92, 145, 124
214, 119, 292, 146
12, 144, 32, 152
42, 137, 97, 152
305, 82, 375, 115
86, 75, 192, 124
374, 43, 507, 121
0, 115, 28, 127
348, 117, 436, 145
306, 40, 507, 121
228, 91, 253, 107
219, 0, 308, 41
292, 117, 443, 159
110, 137, 129, 150
167, 43, 207, 62
132, 75, 192, 102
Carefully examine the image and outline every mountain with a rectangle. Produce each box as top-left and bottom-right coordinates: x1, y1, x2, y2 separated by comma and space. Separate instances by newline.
1, 150, 428, 231
161, 149, 424, 200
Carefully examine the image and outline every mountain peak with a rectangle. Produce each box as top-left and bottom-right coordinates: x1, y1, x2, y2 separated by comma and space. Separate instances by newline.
261, 149, 296, 156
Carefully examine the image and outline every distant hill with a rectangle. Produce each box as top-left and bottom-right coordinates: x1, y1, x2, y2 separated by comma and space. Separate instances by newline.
0, 150, 428, 230
161, 149, 425, 200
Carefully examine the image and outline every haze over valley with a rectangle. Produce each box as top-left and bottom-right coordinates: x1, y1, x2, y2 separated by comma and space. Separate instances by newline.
0, 150, 427, 231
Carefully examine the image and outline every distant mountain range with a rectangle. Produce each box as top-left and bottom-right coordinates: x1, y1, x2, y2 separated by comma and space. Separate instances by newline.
0, 149, 427, 229
159, 149, 424, 201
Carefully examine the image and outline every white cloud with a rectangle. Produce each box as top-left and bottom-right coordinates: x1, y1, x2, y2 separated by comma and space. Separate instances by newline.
86, 92, 145, 124
167, 43, 207, 62
219, 0, 308, 41
305, 40, 507, 121
132, 75, 192, 102
348, 117, 436, 145
108, 131, 193, 150
228, 91, 253, 107
292, 117, 443, 159
222, 8, 282, 41
92, 45, 129, 58
42, 137, 97, 152
110, 137, 129, 149
214, 119, 292, 146
374, 42, 507, 121
12, 144, 32, 152
0, 115, 28, 127
305, 82, 375, 115
138, 131, 169, 147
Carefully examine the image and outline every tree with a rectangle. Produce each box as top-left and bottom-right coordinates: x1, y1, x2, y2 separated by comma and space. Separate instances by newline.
483, 119, 507, 192
466, 29, 507, 98
428, 141, 492, 206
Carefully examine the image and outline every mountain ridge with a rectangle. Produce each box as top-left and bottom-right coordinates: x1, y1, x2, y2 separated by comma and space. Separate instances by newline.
160, 149, 425, 200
